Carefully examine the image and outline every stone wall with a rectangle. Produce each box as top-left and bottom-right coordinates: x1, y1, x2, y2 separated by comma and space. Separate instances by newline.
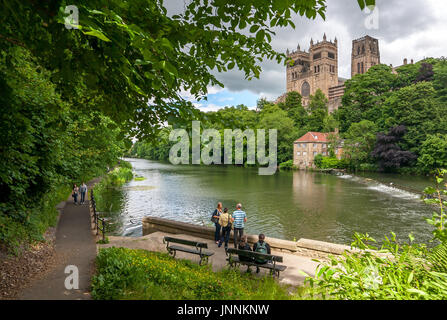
142, 216, 356, 259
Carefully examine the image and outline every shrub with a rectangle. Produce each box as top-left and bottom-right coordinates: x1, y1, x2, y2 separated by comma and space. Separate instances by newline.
279, 160, 295, 170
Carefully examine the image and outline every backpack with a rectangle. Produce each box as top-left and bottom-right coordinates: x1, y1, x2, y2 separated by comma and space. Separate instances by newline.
254, 241, 269, 264
219, 213, 230, 227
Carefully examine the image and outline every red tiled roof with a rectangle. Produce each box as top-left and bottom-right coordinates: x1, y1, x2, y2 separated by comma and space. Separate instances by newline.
295, 132, 330, 143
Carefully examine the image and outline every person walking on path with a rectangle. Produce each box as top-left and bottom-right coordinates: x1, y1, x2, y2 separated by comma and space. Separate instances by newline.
80, 182, 88, 205
218, 208, 232, 248
232, 203, 247, 248
211, 202, 223, 244
72, 184, 79, 205
253, 233, 271, 273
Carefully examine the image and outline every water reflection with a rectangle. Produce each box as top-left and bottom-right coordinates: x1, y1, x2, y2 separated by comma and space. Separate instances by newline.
103, 158, 435, 246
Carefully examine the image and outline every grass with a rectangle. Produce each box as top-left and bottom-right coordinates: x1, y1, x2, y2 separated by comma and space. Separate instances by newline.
91, 247, 294, 300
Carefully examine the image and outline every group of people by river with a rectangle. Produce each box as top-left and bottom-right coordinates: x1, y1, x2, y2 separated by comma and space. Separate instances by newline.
211, 202, 271, 273
72, 182, 88, 205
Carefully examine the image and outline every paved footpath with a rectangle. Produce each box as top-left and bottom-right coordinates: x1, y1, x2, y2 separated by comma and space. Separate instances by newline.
20, 180, 99, 300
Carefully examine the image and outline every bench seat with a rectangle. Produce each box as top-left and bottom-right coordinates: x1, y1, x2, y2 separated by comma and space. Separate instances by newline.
227, 256, 287, 271
167, 244, 214, 257
163, 236, 214, 265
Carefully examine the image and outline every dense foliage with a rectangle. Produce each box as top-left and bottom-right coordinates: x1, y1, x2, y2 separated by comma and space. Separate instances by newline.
91, 247, 292, 300
129, 89, 334, 166
336, 59, 447, 173
0, 47, 125, 253
0, 0, 335, 140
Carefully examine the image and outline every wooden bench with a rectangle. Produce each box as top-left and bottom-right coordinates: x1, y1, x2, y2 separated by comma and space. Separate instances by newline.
163, 236, 214, 265
225, 248, 287, 277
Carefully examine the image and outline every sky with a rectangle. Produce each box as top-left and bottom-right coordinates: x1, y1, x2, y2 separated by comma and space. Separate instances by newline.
166, 0, 447, 112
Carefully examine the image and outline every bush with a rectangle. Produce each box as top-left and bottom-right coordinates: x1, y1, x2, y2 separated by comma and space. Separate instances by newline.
279, 160, 295, 170
91, 247, 292, 300
0, 184, 72, 254
314, 156, 345, 169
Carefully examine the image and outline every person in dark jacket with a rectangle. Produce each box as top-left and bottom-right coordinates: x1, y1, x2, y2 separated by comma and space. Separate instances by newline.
211, 202, 223, 244
237, 235, 254, 272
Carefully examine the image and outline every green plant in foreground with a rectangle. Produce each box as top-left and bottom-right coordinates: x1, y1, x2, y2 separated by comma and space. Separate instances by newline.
301, 169, 447, 300
91, 247, 292, 300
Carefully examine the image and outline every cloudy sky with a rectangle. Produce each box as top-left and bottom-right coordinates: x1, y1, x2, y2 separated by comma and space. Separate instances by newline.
167, 0, 447, 111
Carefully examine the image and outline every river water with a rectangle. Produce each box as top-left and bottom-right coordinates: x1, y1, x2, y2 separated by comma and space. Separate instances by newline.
101, 158, 436, 246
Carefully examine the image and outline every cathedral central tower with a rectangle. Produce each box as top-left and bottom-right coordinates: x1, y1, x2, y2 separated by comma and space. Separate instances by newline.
286, 34, 339, 106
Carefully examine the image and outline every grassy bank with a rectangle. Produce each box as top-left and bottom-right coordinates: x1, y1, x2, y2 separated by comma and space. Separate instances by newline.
91, 247, 293, 300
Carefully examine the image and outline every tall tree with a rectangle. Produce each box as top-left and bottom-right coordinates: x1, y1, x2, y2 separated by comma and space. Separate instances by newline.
305, 89, 328, 132
371, 125, 417, 172
342, 120, 378, 168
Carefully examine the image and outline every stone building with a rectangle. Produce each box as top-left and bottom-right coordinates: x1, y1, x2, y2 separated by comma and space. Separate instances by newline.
278, 34, 381, 113
351, 35, 380, 78
293, 132, 344, 169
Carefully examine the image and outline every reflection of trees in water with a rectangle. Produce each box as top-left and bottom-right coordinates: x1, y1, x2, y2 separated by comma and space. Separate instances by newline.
290, 171, 341, 242
98, 188, 126, 235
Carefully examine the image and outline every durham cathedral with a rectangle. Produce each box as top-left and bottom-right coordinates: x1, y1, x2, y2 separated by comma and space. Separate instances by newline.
276, 34, 381, 113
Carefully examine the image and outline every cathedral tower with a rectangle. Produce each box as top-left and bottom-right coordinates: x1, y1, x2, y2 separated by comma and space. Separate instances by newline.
285, 34, 339, 106
351, 35, 380, 78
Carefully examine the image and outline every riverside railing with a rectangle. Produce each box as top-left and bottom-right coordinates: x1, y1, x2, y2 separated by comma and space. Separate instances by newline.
90, 190, 108, 242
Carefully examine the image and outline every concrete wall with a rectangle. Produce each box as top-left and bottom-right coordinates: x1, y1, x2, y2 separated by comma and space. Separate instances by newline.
142, 216, 355, 258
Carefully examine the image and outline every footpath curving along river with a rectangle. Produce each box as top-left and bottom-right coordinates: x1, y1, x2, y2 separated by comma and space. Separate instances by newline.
100, 158, 435, 246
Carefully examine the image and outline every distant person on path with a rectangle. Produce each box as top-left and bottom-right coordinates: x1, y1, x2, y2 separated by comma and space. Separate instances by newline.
232, 203, 247, 248
211, 202, 223, 244
218, 208, 232, 248
72, 184, 79, 205
253, 233, 271, 273
80, 182, 88, 205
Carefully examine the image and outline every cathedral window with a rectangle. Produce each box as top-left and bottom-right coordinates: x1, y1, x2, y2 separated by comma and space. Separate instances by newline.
301, 81, 310, 97
328, 52, 335, 59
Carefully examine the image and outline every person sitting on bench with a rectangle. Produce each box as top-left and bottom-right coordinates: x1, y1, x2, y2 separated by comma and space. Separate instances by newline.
252, 234, 271, 273
237, 235, 254, 272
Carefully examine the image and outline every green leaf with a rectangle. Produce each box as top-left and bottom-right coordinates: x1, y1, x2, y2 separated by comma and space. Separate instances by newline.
249, 25, 260, 33
83, 30, 111, 42
255, 29, 265, 42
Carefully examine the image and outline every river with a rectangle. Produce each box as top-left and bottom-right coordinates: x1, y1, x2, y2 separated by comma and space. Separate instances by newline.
100, 158, 436, 246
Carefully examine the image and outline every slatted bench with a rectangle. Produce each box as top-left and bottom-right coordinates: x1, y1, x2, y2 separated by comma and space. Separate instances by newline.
163, 236, 214, 265
225, 248, 287, 277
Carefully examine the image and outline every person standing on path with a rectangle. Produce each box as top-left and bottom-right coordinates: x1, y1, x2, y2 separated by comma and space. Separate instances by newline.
232, 203, 247, 248
218, 208, 232, 249
72, 184, 79, 205
80, 182, 88, 205
211, 202, 223, 244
